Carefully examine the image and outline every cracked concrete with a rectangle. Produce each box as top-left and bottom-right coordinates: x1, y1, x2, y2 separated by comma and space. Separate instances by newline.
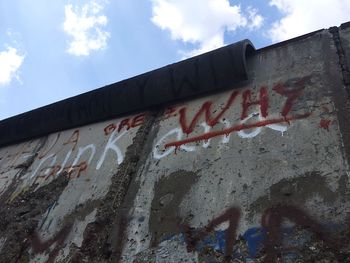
1, 23, 350, 262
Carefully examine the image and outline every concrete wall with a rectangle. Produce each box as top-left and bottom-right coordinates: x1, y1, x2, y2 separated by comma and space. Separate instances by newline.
1, 23, 350, 263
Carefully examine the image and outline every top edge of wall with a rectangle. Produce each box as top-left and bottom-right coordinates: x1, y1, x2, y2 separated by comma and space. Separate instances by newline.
0, 39, 255, 148
341, 21, 350, 30
256, 28, 331, 54
1, 20, 349, 148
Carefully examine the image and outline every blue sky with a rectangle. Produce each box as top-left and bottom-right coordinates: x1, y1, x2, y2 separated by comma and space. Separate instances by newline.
0, 0, 349, 120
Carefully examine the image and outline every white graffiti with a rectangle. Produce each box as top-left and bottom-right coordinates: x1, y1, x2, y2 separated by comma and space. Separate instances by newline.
153, 128, 195, 159
153, 113, 289, 159
97, 130, 127, 169
237, 112, 287, 138
23, 126, 130, 185
30, 153, 56, 179
57, 149, 72, 175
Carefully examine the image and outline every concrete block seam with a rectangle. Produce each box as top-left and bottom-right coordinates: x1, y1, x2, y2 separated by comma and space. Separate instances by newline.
70, 110, 161, 263
329, 26, 350, 92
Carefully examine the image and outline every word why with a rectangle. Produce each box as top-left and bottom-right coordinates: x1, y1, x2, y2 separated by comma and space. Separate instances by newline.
154, 77, 312, 158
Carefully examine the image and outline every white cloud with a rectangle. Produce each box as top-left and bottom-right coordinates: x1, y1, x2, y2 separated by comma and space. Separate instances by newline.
269, 0, 350, 42
151, 0, 263, 57
0, 46, 25, 86
63, 0, 110, 56
247, 7, 264, 30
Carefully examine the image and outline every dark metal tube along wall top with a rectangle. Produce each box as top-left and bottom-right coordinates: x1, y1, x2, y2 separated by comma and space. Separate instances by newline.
0, 39, 255, 147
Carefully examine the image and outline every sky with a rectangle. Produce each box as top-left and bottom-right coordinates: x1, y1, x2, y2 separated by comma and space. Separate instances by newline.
0, 0, 349, 120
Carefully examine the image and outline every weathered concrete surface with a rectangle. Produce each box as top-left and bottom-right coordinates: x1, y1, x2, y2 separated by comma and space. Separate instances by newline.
1, 24, 350, 263
117, 29, 350, 262
339, 22, 350, 88
0, 138, 45, 204
0, 112, 149, 262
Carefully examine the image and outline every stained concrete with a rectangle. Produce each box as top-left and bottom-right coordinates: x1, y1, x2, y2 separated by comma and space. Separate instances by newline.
0, 174, 69, 263
1, 23, 350, 263
0, 112, 147, 262
339, 22, 350, 86
149, 170, 198, 247
117, 29, 350, 262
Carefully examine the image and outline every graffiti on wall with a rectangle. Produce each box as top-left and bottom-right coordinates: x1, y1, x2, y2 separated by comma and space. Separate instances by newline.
153, 76, 322, 159
0, 74, 341, 262
0, 76, 334, 187
0, 113, 146, 192
31, 113, 146, 185
157, 205, 349, 262
29, 223, 73, 263
26, 205, 349, 263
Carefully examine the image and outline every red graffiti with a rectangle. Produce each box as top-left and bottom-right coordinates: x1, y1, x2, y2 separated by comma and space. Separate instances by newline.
30, 223, 73, 263
41, 165, 62, 181
39, 133, 61, 159
182, 207, 240, 260
179, 91, 239, 134
261, 205, 340, 263
169, 77, 312, 145
131, 113, 146, 128
320, 119, 332, 131
66, 162, 88, 179
272, 76, 310, 118
35, 161, 88, 182
164, 106, 178, 119
118, 118, 131, 132
181, 205, 347, 262
241, 86, 268, 120
63, 130, 80, 151
165, 113, 311, 149
104, 124, 117, 135
104, 113, 146, 135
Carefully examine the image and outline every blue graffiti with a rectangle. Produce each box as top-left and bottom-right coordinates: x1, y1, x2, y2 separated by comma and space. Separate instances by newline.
242, 227, 266, 257
161, 228, 267, 258
160, 224, 341, 259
